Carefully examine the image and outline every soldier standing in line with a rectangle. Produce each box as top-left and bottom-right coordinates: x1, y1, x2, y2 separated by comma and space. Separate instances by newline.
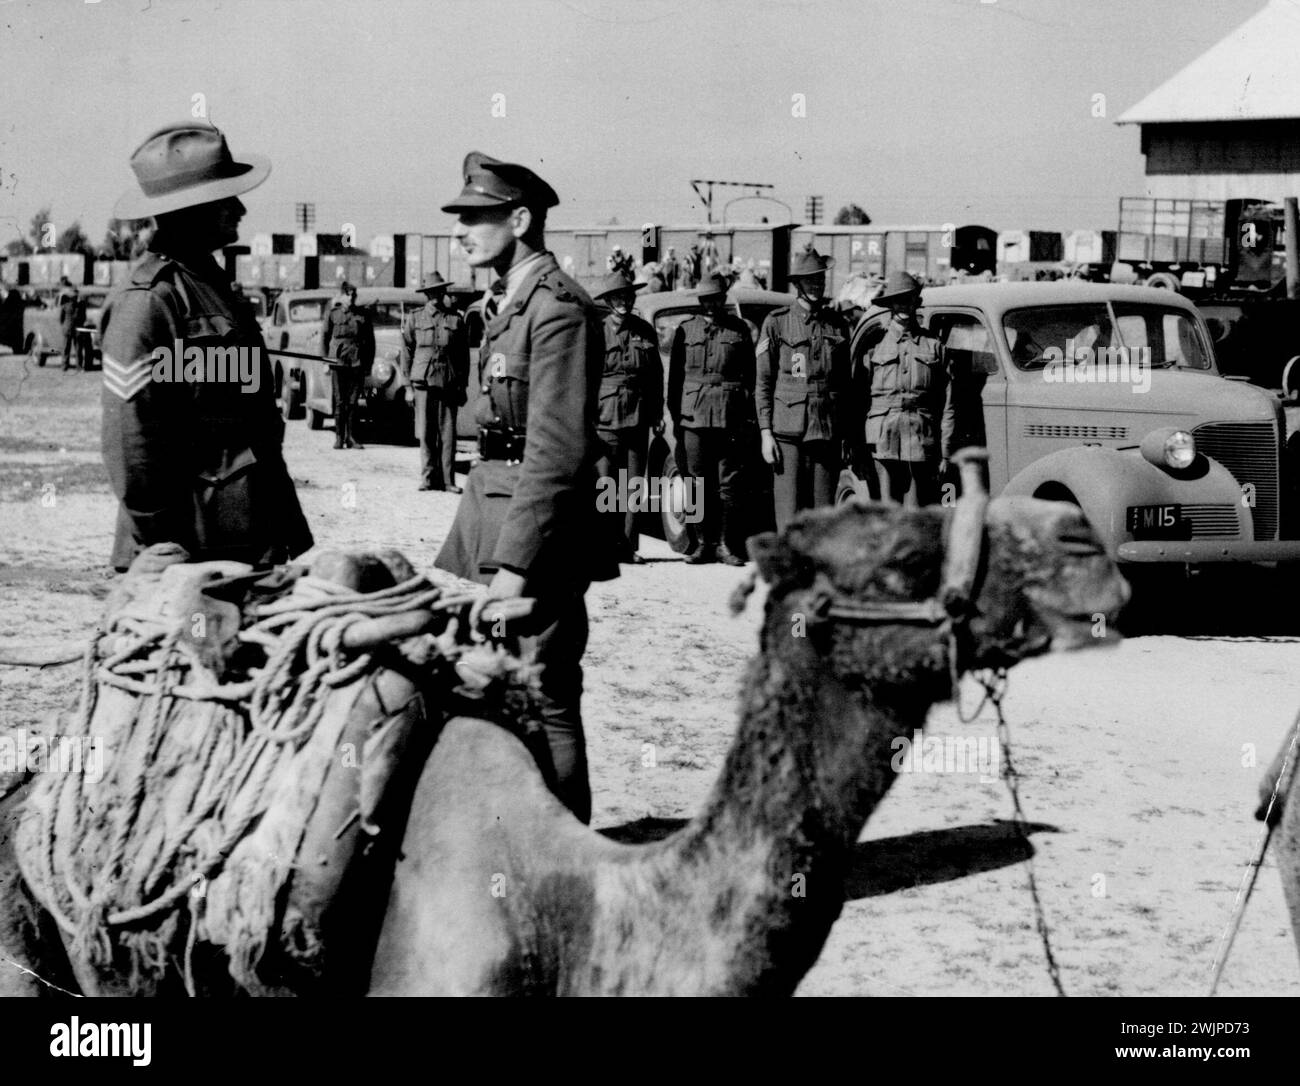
857, 270, 947, 506
754, 248, 850, 531
591, 270, 663, 564
321, 280, 374, 450
99, 121, 312, 572
59, 279, 87, 371
667, 270, 754, 566
435, 152, 617, 824
399, 271, 468, 492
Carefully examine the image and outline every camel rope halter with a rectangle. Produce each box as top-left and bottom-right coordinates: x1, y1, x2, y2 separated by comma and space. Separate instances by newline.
815, 447, 1068, 996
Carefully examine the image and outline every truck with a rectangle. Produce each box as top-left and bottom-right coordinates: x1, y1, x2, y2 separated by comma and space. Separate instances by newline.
1113, 196, 1288, 295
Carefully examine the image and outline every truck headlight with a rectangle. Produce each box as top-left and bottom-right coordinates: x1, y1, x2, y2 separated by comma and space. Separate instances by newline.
1140, 427, 1196, 471
372, 359, 394, 385
1164, 430, 1195, 469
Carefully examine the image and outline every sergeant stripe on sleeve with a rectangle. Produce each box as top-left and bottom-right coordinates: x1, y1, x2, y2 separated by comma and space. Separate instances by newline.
102, 354, 153, 402
755, 337, 769, 356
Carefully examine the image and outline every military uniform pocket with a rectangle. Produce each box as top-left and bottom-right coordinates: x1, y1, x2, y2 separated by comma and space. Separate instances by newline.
773, 389, 807, 435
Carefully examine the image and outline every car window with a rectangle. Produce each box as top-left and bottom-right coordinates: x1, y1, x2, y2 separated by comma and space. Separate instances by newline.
653, 310, 695, 356
1003, 304, 1114, 370
1112, 303, 1212, 370
368, 303, 407, 328
289, 299, 326, 323
930, 311, 1000, 375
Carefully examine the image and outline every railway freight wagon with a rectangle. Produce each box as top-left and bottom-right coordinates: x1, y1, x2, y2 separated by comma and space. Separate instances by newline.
791, 224, 996, 293
412, 223, 798, 294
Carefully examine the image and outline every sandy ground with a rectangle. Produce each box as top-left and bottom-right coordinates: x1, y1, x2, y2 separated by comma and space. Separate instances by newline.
1, 354, 1298, 996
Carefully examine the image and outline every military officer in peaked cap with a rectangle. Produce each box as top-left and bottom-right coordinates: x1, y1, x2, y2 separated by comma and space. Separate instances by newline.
856, 270, 948, 506
400, 271, 468, 491
434, 151, 615, 824
666, 270, 756, 565
591, 270, 663, 564
99, 121, 312, 572
754, 248, 850, 531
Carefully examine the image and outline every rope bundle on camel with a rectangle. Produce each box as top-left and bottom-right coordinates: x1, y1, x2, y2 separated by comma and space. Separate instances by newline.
14, 542, 540, 996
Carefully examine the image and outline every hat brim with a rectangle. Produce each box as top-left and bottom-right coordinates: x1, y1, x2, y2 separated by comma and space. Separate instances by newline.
594, 283, 645, 300
875, 287, 923, 305
789, 261, 835, 279
418, 284, 450, 293
113, 154, 270, 220
440, 192, 517, 214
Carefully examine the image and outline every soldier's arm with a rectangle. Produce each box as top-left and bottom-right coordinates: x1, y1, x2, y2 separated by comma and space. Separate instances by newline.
754, 314, 777, 431
398, 313, 414, 380
491, 300, 596, 576
939, 342, 956, 460
667, 325, 685, 423
644, 324, 664, 429
320, 311, 333, 358
100, 288, 197, 553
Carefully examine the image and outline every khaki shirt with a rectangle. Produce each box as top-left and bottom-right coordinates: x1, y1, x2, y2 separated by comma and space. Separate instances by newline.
754, 301, 849, 442
598, 311, 663, 432
861, 321, 947, 462
400, 302, 469, 393
667, 313, 755, 430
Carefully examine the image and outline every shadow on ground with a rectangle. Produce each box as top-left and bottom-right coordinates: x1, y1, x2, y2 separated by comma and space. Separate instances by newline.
598, 815, 1058, 901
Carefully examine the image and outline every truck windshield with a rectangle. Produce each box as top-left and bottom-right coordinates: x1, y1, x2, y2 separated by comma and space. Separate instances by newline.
1003, 303, 1213, 371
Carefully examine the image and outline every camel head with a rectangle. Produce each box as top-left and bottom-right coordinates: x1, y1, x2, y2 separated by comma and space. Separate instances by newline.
740, 466, 1128, 693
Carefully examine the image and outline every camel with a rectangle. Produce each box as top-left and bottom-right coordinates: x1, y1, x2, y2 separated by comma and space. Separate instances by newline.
0, 469, 1128, 996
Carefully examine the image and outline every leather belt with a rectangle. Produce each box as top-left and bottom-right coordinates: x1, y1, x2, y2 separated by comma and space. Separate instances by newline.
685, 376, 743, 390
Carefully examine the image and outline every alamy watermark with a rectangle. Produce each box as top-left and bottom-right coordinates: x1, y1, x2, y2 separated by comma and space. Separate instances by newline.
147, 339, 262, 394
890, 729, 1001, 783
0, 731, 104, 783
1041, 342, 1150, 394
595, 469, 703, 523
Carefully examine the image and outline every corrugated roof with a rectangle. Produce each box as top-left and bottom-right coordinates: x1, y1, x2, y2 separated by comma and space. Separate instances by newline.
1118, 0, 1300, 124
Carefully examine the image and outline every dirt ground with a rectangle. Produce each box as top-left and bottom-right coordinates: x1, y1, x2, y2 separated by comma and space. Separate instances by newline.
2, 354, 1298, 997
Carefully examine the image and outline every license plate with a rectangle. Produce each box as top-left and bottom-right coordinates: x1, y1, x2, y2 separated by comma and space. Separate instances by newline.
1126, 503, 1186, 538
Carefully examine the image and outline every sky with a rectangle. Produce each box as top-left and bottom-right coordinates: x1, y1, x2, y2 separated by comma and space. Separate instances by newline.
0, 0, 1273, 251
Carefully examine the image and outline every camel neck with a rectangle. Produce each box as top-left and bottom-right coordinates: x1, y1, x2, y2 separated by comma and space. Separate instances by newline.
656, 637, 933, 993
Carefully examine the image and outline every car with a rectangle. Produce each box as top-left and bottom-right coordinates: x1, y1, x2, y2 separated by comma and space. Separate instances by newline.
298, 287, 426, 439
260, 288, 336, 420
836, 282, 1300, 593
634, 285, 797, 553
22, 285, 110, 367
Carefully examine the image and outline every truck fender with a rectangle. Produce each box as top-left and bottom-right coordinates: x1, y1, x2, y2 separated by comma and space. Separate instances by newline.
1002, 446, 1250, 559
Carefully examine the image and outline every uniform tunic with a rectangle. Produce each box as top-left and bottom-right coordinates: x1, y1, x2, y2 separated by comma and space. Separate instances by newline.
667, 312, 755, 551
595, 310, 663, 553
99, 241, 312, 571
400, 301, 469, 488
861, 321, 947, 462
434, 251, 615, 825
322, 302, 374, 445
755, 301, 849, 527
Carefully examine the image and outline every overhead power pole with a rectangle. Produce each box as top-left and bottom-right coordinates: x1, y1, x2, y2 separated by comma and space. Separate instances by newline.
690, 179, 775, 224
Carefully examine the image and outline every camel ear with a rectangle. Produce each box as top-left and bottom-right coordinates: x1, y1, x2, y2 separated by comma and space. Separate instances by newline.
747, 532, 802, 585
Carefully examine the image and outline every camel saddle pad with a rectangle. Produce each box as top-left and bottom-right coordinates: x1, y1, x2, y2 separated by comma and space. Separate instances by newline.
15, 542, 539, 996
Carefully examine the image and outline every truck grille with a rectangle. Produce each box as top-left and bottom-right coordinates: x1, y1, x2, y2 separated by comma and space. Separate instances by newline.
1180, 504, 1242, 538
1191, 421, 1279, 540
